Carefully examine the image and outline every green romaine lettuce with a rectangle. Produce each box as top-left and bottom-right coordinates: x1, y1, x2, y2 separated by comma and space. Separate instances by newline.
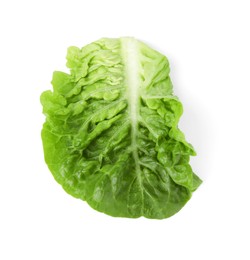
41, 37, 202, 219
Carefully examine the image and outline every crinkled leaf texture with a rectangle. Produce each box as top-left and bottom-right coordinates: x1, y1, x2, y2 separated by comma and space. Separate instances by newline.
41, 37, 202, 219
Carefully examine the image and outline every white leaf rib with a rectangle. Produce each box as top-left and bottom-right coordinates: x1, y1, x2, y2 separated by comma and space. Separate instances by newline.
121, 37, 142, 189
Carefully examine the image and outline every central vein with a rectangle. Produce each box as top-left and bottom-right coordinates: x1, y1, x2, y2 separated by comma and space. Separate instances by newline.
121, 37, 141, 178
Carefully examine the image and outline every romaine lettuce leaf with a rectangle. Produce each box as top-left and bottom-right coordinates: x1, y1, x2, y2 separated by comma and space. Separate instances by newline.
41, 37, 202, 219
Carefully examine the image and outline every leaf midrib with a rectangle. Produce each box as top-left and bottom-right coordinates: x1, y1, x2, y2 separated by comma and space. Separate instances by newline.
121, 37, 143, 208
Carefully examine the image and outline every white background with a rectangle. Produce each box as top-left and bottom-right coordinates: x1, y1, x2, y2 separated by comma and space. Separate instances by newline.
0, 0, 249, 259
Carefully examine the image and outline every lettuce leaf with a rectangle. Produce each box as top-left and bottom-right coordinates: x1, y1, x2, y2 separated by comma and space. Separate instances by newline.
41, 37, 202, 219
